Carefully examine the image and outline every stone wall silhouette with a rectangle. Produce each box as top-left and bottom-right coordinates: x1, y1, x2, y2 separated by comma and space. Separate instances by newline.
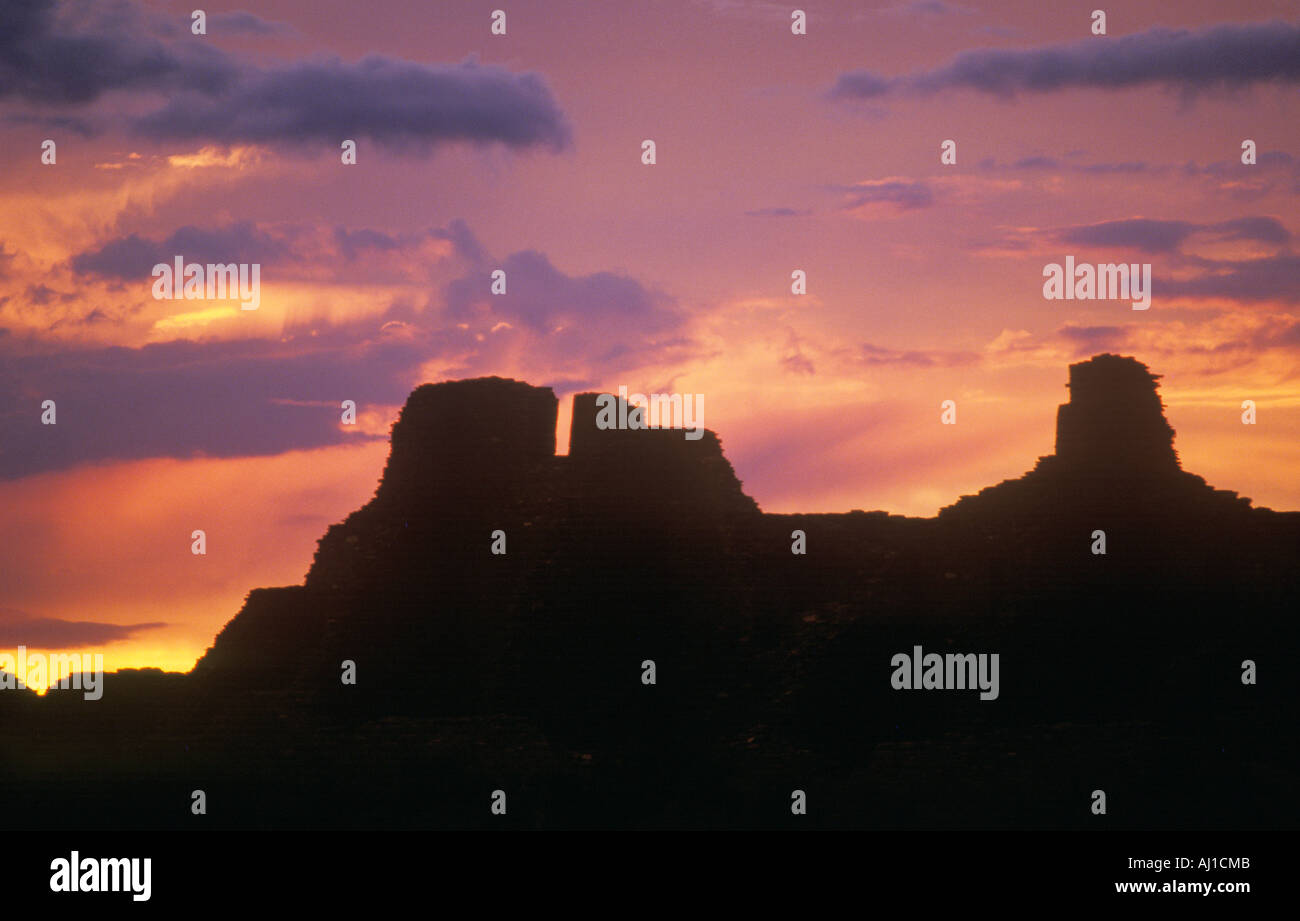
17, 356, 1284, 830
1054, 353, 1179, 473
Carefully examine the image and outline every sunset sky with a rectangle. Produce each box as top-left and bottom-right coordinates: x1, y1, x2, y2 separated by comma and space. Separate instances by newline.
2, 0, 1298, 685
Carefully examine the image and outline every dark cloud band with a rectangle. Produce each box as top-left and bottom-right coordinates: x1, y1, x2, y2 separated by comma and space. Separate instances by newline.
0, 1, 570, 151
832, 20, 1300, 100
0, 613, 167, 647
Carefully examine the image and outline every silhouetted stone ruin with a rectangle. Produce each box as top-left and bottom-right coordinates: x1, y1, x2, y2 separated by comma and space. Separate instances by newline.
1054, 353, 1179, 474
374, 376, 558, 510
8, 355, 1298, 830
941, 353, 1253, 521
567, 391, 760, 520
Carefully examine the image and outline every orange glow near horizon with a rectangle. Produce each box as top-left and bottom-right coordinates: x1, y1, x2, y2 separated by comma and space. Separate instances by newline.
0, 442, 391, 682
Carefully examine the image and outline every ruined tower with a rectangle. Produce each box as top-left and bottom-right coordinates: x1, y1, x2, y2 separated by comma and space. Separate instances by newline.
1052, 353, 1179, 474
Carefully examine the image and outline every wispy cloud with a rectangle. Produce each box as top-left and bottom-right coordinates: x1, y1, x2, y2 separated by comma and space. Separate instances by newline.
835, 178, 935, 212
831, 20, 1300, 100
1053, 216, 1291, 254
746, 206, 813, 218
0, 611, 167, 647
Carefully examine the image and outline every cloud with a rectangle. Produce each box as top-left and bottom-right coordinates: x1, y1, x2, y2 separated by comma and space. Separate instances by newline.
1162, 253, 1300, 304
1055, 219, 1198, 254
858, 342, 978, 367
68, 220, 479, 290
0, 0, 236, 104
2, 111, 100, 136
208, 11, 296, 36
1074, 161, 1157, 176
977, 155, 1157, 175
974, 150, 1300, 197
1009, 214, 1300, 305
71, 221, 295, 279
782, 352, 816, 375
0, 331, 421, 479
1250, 316, 1300, 349
1052, 216, 1291, 254
1, 1, 570, 153
746, 206, 813, 218
333, 226, 410, 261
830, 71, 896, 99
1007, 155, 1061, 170
891, 1, 975, 16
1189, 150, 1297, 178
24, 284, 75, 306
131, 55, 572, 152
431, 218, 488, 265
444, 249, 682, 336
1, 223, 690, 478
1057, 324, 1129, 355
0, 611, 167, 647
1210, 216, 1292, 246
830, 20, 1300, 100
837, 178, 935, 212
